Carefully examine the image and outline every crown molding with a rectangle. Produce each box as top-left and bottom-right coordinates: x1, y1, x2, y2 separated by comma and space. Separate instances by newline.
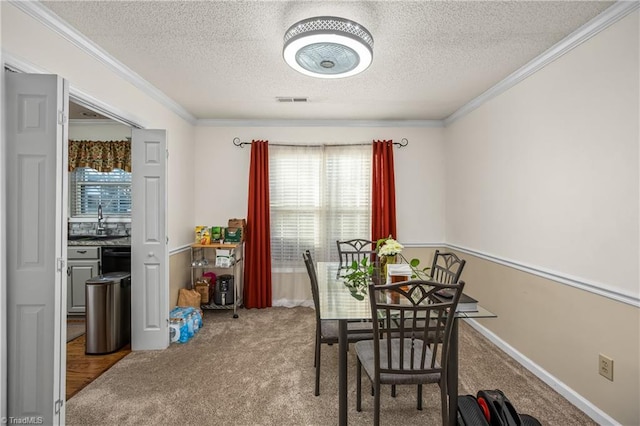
10, 0, 637, 128
69, 119, 127, 126
3, 50, 146, 128
9, 0, 197, 126
196, 118, 445, 128
444, 0, 640, 126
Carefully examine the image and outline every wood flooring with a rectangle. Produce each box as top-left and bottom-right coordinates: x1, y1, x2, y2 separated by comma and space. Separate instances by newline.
66, 334, 130, 400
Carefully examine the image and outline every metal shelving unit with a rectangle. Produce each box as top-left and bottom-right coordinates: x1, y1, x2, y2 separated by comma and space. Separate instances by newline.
190, 242, 244, 318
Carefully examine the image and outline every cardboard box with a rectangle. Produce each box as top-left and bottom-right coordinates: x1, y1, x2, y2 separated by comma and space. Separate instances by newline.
224, 227, 243, 242
228, 218, 246, 229
211, 226, 223, 241
195, 226, 211, 244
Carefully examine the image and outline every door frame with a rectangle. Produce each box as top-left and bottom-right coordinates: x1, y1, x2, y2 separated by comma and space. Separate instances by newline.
2, 57, 169, 418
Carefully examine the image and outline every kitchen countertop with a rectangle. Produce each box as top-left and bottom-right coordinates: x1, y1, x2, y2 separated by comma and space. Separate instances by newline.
68, 236, 131, 246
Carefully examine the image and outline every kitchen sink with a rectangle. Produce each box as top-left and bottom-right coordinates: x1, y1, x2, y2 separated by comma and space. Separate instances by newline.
68, 235, 126, 241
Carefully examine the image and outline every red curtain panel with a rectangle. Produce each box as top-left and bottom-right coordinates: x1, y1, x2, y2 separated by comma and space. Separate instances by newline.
371, 140, 397, 242
244, 140, 272, 308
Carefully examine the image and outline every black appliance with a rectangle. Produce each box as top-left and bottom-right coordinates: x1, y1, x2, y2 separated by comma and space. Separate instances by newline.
101, 246, 131, 274
215, 275, 234, 305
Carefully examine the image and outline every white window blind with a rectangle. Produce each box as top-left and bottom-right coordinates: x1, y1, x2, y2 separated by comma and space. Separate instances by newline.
269, 144, 371, 267
69, 167, 132, 217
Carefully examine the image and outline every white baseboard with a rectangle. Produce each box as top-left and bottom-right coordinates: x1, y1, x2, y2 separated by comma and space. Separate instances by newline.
272, 299, 314, 308
464, 319, 620, 426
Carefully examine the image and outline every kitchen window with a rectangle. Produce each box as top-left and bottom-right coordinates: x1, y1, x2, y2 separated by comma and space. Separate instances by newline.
69, 167, 132, 217
269, 144, 371, 268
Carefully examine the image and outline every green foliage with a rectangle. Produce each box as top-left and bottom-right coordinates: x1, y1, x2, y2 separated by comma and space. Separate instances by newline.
408, 257, 431, 280
343, 258, 374, 300
342, 255, 431, 300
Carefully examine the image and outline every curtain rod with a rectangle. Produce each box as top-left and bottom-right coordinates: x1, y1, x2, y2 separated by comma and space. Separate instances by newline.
232, 137, 408, 148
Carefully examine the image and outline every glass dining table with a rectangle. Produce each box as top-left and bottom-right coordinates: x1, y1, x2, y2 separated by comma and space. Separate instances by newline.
316, 262, 497, 426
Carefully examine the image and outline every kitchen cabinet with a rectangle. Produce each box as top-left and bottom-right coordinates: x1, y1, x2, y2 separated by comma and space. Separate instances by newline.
191, 242, 244, 318
67, 246, 100, 315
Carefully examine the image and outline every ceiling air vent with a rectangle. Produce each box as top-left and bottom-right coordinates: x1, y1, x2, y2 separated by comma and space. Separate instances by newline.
276, 97, 308, 103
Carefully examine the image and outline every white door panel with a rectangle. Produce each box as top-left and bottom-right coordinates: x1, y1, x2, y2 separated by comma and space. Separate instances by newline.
5, 73, 67, 425
131, 129, 168, 350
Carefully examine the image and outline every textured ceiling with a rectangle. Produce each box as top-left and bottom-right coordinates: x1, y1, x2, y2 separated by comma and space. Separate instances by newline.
41, 1, 614, 121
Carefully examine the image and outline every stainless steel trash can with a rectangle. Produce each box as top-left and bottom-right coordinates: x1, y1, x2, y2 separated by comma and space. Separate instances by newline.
85, 272, 131, 355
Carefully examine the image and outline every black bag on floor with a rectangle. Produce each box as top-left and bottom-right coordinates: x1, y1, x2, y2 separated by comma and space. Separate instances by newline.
457, 394, 490, 426
477, 389, 521, 426
476, 389, 542, 426
457, 390, 542, 426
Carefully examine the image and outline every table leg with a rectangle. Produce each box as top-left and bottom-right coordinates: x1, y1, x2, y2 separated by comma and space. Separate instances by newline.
448, 318, 459, 426
339, 319, 348, 426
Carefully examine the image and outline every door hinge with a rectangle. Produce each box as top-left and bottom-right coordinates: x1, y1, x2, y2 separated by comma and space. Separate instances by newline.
166, 149, 169, 158
54, 398, 64, 414
57, 258, 66, 272
57, 110, 68, 125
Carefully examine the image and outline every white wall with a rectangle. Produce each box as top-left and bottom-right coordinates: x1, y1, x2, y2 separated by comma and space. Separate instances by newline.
68, 120, 131, 141
445, 10, 639, 298
193, 126, 447, 244
1, 2, 196, 250
443, 12, 639, 424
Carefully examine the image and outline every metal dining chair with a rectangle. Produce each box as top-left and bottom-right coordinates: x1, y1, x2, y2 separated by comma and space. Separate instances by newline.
430, 249, 466, 284
355, 278, 465, 426
336, 239, 376, 269
303, 250, 373, 396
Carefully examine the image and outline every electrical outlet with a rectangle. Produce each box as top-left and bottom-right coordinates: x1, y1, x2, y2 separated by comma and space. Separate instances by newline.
599, 354, 614, 381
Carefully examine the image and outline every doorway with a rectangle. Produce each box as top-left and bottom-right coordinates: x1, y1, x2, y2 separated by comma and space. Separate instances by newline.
65, 100, 133, 399
4, 71, 169, 424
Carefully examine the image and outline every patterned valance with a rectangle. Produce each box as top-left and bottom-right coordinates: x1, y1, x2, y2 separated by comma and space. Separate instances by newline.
68, 139, 131, 172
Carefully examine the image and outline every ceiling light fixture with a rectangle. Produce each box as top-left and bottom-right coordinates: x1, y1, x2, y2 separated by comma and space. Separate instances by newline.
283, 16, 373, 79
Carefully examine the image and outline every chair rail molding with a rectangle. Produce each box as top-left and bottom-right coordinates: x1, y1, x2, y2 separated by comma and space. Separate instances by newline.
446, 243, 639, 308
169, 244, 192, 256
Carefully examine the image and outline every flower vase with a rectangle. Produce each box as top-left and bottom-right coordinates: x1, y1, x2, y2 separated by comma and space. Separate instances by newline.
381, 255, 397, 284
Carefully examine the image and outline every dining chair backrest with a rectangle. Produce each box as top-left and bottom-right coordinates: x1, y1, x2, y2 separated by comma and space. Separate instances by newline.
430, 249, 466, 284
367, 279, 465, 385
337, 239, 376, 269
303, 250, 321, 318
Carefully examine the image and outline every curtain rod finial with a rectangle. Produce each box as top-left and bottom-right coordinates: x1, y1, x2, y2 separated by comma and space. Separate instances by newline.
233, 137, 252, 148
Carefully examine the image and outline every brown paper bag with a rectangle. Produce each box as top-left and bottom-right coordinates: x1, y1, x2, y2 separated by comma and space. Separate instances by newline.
177, 288, 201, 308
194, 282, 210, 304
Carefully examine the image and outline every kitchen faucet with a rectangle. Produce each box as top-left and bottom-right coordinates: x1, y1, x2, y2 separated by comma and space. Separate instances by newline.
97, 203, 105, 235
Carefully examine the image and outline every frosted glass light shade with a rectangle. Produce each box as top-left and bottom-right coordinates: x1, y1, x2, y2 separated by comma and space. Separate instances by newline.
283, 16, 374, 79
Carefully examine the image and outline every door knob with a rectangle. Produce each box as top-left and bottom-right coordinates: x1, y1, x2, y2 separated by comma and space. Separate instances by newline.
148, 252, 154, 257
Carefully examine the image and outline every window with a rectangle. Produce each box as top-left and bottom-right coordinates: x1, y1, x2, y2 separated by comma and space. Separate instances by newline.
69, 168, 132, 217
269, 144, 371, 267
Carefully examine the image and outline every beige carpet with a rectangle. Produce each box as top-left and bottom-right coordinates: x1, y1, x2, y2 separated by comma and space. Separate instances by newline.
66, 307, 595, 425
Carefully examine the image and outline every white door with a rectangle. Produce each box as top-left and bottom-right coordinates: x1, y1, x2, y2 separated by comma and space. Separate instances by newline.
5, 73, 68, 425
131, 129, 168, 350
